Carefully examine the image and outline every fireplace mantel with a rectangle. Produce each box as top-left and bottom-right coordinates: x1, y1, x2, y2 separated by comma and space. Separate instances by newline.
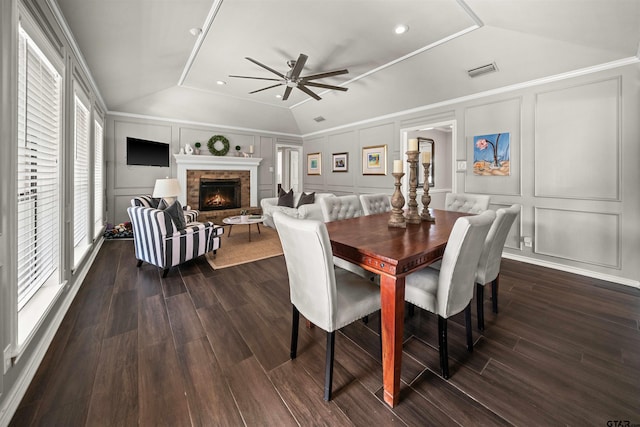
174, 154, 263, 207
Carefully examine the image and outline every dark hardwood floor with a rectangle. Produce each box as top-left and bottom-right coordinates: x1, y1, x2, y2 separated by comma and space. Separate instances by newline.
10, 240, 640, 426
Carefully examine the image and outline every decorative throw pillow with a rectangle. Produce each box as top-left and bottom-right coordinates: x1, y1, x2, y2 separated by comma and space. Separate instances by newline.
150, 197, 162, 208
163, 200, 187, 230
157, 198, 169, 210
296, 192, 315, 208
277, 188, 294, 208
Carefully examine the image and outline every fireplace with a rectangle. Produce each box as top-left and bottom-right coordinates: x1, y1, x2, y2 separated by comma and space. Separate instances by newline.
199, 178, 241, 211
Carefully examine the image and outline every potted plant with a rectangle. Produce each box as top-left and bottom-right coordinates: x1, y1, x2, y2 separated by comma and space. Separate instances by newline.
239, 209, 249, 222
194, 142, 201, 155
235, 145, 241, 157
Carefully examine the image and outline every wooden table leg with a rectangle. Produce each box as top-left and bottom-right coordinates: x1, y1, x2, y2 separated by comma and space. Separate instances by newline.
248, 224, 251, 242
227, 225, 233, 237
380, 274, 405, 407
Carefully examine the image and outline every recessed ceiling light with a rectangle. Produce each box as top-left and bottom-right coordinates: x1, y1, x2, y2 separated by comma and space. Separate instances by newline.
189, 27, 202, 37
216, 80, 226, 85
276, 94, 282, 98
394, 24, 409, 35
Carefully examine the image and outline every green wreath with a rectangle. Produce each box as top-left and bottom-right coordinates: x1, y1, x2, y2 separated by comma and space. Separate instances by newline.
207, 135, 230, 156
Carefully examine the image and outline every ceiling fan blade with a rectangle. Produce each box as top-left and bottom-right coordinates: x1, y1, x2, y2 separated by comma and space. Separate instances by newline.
301, 69, 349, 81
245, 57, 286, 78
249, 83, 284, 94
229, 75, 282, 82
282, 86, 293, 101
302, 81, 348, 92
297, 84, 322, 101
289, 54, 308, 80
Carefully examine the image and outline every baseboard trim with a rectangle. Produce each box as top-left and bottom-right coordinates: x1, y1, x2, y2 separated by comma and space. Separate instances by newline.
502, 252, 639, 289
0, 239, 104, 425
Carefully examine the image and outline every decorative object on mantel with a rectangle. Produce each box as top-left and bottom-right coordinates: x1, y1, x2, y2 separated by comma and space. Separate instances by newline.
405, 139, 421, 224
194, 142, 201, 155
234, 145, 241, 156
184, 143, 194, 155
208, 135, 230, 156
421, 151, 435, 222
388, 160, 406, 228
249, 144, 254, 158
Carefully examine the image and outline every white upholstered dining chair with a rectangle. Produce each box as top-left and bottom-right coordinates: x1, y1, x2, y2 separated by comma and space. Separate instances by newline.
273, 212, 381, 401
475, 204, 520, 330
359, 193, 392, 216
319, 195, 375, 282
444, 193, 491, 214
404, 210, 495, 379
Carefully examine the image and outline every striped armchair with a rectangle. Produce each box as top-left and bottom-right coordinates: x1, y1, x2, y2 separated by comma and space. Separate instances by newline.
127, 206, 223, 277
131, 195, 199, 224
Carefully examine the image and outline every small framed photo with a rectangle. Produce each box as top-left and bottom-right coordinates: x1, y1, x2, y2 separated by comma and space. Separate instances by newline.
307, 152, 321, 175
332, 152, 348, 172
362, 145, 387, 175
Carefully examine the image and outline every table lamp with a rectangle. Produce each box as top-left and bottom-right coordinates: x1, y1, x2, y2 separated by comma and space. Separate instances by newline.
152, 178, 181, 205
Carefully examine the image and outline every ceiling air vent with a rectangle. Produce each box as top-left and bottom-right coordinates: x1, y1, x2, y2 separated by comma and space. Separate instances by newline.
313, 116, 326, 122
467, 62, 498, 78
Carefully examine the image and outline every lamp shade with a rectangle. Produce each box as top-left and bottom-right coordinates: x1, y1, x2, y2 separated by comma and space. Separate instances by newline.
152, 178, 181, 198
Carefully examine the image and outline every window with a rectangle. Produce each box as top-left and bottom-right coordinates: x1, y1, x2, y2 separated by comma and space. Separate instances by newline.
16, 25, 62, 310
93, 119, 104, 237
73, 90, 90, 265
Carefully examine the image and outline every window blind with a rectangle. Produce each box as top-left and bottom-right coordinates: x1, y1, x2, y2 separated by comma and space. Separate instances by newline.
94, 119, 104, 236
73, 93, 90, 249
17, 26, 62, 310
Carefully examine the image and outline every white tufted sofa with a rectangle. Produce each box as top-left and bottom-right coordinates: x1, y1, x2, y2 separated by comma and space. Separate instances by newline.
261, 192, 335, 228
444, 193, 491, 214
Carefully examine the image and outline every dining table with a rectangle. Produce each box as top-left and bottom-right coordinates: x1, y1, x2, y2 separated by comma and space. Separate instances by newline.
324, 208, 470, 407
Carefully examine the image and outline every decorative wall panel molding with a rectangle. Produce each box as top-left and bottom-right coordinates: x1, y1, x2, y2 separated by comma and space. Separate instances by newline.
464, 98, 522, 196
535, 77, 620, 200
534, 207, 620, 268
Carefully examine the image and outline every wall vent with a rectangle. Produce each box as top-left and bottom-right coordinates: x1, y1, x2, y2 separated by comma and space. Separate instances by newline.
313, 116, 326, 122
467, 62, 498, 78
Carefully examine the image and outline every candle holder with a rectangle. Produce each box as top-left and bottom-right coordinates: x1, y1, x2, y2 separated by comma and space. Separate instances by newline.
421, 162, 435, 222
388, 172, 406, 228
405, 151, 421, 224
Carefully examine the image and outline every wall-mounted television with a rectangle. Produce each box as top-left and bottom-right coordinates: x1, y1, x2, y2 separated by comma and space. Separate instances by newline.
126, 137, 170, 167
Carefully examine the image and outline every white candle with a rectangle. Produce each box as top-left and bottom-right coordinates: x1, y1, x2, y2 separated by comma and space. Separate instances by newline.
393, 159, 403, 173
408, 138, 418, 151
422, 151, 431, 163
249, 145, 254, 154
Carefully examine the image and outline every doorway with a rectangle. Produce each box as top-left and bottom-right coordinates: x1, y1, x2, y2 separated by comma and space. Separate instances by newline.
400, 119, 455, 210
275, 143, 303, 194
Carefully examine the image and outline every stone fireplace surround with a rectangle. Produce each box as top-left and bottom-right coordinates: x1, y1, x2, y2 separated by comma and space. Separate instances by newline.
174, 154, 262, 221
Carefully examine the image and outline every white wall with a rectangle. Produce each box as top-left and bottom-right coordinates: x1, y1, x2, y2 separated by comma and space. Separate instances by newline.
106, 114, 302, 224
301, 64, 640, 288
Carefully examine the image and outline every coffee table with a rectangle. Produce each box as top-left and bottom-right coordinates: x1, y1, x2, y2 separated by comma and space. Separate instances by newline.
222, 215, 264, 242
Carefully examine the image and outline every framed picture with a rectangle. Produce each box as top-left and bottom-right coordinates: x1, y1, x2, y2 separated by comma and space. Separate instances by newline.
332, 152, 348, 172
307, 152, 321, 175
473, 132, 510, 176
362, 145, 387, 175
417, 137, 435, 187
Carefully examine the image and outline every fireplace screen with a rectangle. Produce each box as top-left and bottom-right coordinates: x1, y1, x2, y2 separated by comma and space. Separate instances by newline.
199, 178, 241, 211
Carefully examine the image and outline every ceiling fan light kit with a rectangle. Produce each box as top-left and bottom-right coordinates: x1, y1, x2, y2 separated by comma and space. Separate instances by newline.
229, 53, 349, 101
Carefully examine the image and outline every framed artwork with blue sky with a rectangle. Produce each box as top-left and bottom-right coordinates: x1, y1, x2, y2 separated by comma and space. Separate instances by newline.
473, 132, 510, 176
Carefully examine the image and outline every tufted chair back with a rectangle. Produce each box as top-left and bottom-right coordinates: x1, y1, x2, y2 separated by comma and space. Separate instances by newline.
444, 193, 491, 214
474, 204, 520, 330
359, 193, 392, 216
320, 195, 363, 222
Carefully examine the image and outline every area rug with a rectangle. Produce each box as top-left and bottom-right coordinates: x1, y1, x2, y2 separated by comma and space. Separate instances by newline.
206, 225, 283, 269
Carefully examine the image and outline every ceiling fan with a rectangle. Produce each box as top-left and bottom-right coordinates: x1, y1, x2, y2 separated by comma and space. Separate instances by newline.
229, 53, 348, 101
